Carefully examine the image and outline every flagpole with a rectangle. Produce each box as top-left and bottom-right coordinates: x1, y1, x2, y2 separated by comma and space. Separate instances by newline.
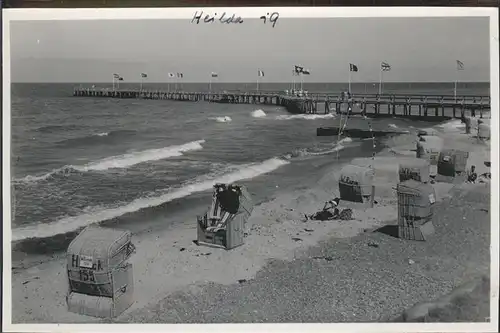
209, 77, 212, 93
300, 73, 304, 92
379, 68, 383, 95
257, 73, 260, 92
140, 76, 143, 91
112, 76, 115, 91
292, 70, 296, 91
454, 67, 458, 101
348, 66, 352, 94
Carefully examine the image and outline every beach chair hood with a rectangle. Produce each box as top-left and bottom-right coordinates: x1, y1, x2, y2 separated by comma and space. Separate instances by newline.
217, 186, 241, 214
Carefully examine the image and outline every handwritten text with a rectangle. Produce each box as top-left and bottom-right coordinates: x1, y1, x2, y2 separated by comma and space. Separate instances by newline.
260, 12, 279, 28
192, 11, 244, 25
191, 11, 280, 27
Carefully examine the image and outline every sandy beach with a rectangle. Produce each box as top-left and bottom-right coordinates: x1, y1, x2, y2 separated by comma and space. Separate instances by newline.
10, 118, 491, 323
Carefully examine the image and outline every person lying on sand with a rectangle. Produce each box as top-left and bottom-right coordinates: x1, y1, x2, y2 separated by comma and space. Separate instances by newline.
304, 198, 340, 221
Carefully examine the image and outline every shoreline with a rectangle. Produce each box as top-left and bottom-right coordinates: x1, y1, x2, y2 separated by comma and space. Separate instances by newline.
10, 134, 378, 268
10, 118, 491, 323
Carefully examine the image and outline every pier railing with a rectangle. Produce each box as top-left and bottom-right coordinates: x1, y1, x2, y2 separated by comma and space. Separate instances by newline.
73, 87, 491, 121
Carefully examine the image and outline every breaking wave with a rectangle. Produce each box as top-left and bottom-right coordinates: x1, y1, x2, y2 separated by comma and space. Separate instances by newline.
211, 116, 232, 123
283, 137, 353, 159
276, 113, 336, 120
251, 109, 267, 118
437, 119, 465, 132
12, 157, 289, 241
14, 140, 206, 184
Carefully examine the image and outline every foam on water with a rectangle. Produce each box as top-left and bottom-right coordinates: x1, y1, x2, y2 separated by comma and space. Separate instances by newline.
12, 157, 290, 241
437, 119, 465, 132
212, 116, 232, 123
14, 140, 206, 183
251, 109, 267, 118
284, 137, 353, 159
276, 113, 336, 120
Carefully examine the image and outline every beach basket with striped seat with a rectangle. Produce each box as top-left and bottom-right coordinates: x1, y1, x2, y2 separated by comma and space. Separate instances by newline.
399, 158, 430, 183
338, 165, 375, 206
437, 149, 469, 177
66, 226, 135, 318
197, 183, 254, 250
397, 180, 436, 241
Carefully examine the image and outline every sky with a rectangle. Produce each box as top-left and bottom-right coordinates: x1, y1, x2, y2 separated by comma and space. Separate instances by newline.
9, 16, 491, 83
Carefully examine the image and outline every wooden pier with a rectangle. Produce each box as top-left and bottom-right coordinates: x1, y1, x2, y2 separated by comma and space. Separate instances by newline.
73, 87, 491, 121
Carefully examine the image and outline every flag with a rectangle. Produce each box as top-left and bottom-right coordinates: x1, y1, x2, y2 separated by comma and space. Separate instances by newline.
302, 69, 311, 75
177, 73, 184, 78
141, 73, 147, 78
168, 73, 175, 78
349, 63, 359, 72
258, 70, 265, 77
113, 73, 120, 79
381, 62, 391, 71
294, 65, 304, 74
211, 72, 218, 78
118, 77, 124, 81
456, 60, 464, 70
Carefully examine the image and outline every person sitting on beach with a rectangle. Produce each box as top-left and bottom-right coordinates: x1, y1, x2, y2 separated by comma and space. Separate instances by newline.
304, 198, 340, 221
467, 165, 477, 183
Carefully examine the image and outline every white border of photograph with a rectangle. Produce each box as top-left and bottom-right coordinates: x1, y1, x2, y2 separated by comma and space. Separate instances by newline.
2, 6, 499, 333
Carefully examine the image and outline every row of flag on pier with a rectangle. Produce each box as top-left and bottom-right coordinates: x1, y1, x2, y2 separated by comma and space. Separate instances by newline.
346, 59, 464, 94
116, 58, 466, 93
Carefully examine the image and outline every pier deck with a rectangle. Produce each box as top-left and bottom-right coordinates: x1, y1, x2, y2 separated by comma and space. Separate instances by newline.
73, 87, 491, 121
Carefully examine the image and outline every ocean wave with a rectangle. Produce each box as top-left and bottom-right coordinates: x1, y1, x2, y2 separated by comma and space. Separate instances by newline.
55, 129, 137, 147
35, 124, 85, 133
251, 109, 267, 118
437, 119, 465, 132
14, 140, 206, 184
276, 113, 336, 120
283, 137, 353, 159
211, 116, 232, 123
11, 157, 289, 242
388, 123, 399, 129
